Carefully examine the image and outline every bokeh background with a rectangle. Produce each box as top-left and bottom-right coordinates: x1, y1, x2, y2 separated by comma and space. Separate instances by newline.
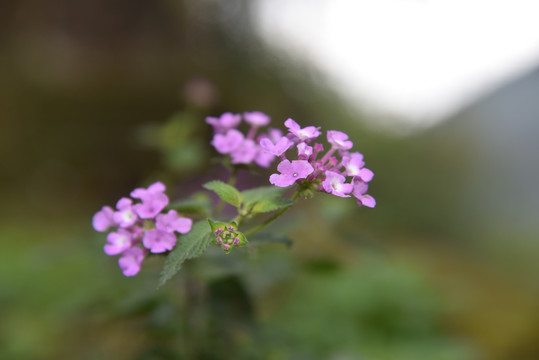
1, 1, 538, 359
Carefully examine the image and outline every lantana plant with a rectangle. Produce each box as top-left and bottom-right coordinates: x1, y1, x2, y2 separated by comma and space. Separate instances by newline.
93, 112, 375, 286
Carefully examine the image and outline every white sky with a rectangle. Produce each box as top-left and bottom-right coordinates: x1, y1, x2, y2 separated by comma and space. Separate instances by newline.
253, 0, 539, 131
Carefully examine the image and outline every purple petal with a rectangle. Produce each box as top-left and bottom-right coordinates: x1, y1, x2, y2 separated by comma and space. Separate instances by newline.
206, 112, 241, 132
133, 192, 169, 219
357, 194, 376, 208
322, 171, 352, 197
285, 118, 321, 142
269, 159, 314, 187
118, 247, 145, 277
342, 152, 365, 176
211, 129, 244, 154
142, 229, 177, 253
174, 217, 193, 234
357, 168, 374, 182
255, 150, 275, 168
260, 136, 293, 156
113, 199, 138, 227
230, 139, 257, 164
327, 130, 353, 150
104, 229, 132, 255
297, 143, 313, 160
92, 206, 115, 232
244, 111, 270, 127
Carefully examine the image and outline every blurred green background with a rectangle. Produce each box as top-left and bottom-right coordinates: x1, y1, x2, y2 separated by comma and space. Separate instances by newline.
1, 1, 538, 359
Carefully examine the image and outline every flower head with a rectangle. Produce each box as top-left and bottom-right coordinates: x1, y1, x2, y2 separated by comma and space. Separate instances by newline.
230, 139, 258, 164
322, 171, 353, 197
93, 181, 192, 276
156, 210, 193, 234
284, 118, 321, 142
352, 179, 376, 208
104, 229, 133, 255
92, 206, 116, 232
143, 229, 177, 253
113, 198, 138, 227
260, 136, 293, 156
269, 159, 314, 187
206, 112, 241, 133
118, 247, 146, 277
131, 182, 169, 219
327, 130, 353, 151
211, 129, 244, 154
244, 111, 270, 127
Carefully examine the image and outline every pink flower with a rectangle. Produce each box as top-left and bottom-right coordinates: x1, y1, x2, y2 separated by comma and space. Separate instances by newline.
327, 130, 353, 151
269, 159, 314, 187
143, 229, 177, 253
113, 198, 138, 227
118, 247, 146, 277
284, 118, 321, 142
206, 112, 241, 133
342, 152, 365, 176
92, 206, 116, 232
104, 229, 133, 255
322, 171, 353, 197
352, 180, 376, 208
259, 136, 293, 156
230, 139, 258, 164
131, 182, 169, 219
255, 150, 275, 168
244, 111, 270, 127
211, 129, 244, 154
156, 210, 193, 234
297, 143, 313, 160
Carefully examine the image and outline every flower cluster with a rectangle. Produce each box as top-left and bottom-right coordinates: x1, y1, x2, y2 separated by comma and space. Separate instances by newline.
92, 182, 193, 276
207, 111, 283, 168
263, 119, 376, 207
208, 220, 247, 254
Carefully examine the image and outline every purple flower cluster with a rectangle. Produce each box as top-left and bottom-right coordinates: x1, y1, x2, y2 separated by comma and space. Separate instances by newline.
92, 182, 193, 276
207, 111, 284, 168
264, 119, 376, 207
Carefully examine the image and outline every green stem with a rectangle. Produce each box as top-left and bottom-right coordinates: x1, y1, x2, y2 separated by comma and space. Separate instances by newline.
244, 191, 300, 237
213, 166, 238, 217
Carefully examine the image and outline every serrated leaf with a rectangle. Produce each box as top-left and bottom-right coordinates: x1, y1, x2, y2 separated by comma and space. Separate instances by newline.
203, 180, 242, 208
168, 192, 212, 216
158, 221, 213, 287
252, 198, 295, 214
240, 186, 287, 206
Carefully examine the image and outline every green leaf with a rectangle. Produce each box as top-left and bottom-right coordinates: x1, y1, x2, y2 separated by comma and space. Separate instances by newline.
251, 198, 295, 214
168, 192, 212, 216
158, 221, 213, 287
240, 186, 287, 206
203, 180, 242, 208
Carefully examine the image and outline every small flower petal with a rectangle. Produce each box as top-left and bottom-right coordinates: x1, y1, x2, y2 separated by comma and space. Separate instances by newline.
143, 229, 177, 253
118, 247, 145, 277
327, 130, 353, 150
244, 111, 270, 127
92, 206, 115, 232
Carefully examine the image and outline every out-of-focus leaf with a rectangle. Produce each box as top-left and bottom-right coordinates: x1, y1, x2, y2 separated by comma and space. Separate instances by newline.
168, 192, 212, 216
203, 180, 242, 208
252, 198, 295, 214
240, 186, 287, 206
158, 221, 213, 287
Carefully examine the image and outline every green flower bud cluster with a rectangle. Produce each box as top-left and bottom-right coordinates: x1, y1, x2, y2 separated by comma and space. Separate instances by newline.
208, 219, 248, 254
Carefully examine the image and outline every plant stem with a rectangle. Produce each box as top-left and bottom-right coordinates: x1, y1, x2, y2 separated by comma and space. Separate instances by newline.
244, 191, 300, 237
